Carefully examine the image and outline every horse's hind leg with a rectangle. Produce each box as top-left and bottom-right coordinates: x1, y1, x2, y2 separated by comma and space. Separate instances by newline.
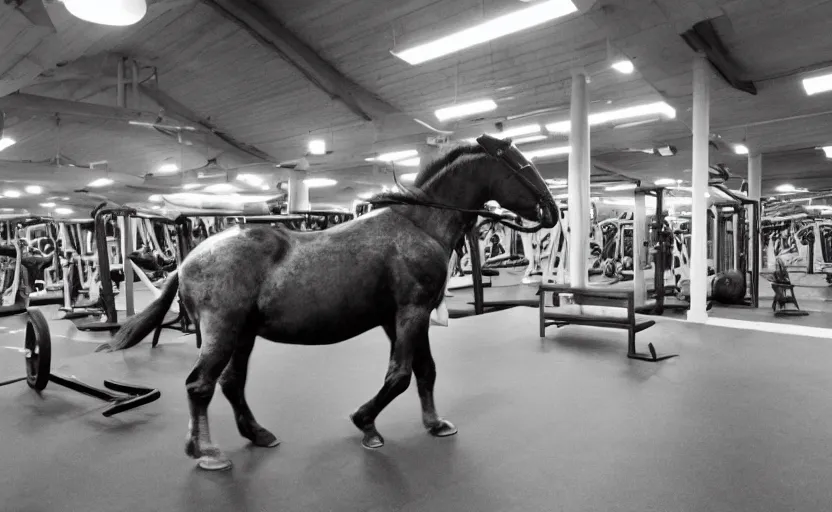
350, 312, 424, 449
184, 317, 236, 471
219, 331, 280, 448
412, 336, 458, 438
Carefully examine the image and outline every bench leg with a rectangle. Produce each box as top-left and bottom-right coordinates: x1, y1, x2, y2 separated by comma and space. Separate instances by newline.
626, 326, 679, 363
539, 291, 545, 337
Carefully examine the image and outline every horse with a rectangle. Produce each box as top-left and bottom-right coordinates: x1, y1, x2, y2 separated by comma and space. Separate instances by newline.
99, 136, 560, 471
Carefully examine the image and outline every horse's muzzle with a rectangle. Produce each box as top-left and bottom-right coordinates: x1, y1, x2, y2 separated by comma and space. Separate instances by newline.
537, 200, 559, 228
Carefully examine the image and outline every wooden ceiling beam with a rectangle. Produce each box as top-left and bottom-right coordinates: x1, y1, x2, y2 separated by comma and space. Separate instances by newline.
201, 0, 400, 123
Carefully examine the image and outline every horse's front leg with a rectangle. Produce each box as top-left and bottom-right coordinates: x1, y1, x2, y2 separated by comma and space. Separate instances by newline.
411, 329, 458, 438
350, 308, 425, 449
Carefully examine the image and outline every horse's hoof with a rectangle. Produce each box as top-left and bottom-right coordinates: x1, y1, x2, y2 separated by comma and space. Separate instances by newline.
197, 456, 233, 471
361, 431, 385, 449
427, 419, 458, 437
250, 429, 281, 448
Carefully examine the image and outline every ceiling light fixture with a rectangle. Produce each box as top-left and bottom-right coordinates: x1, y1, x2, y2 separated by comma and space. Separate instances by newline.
775, 184, 797, 193
40, 202, 56, 208
3, 189, 21, 198
512, 134, 548, 145
654, 178, 677, 186
435, 99, 497, 122
523, 145, 570, 159
157, 163, 179, 173
465, 124, 542, 143
304, 178, 337, 188
733, 144, 749, 155
204, 183, 235, 193
366, 149, 419, 163
148, 194, 163, 203
611, 60, 634, 74
25, 185, 43, 195
357, 192, 374, 200
546, 101, 676, 133
61, 0, 147, 26
87, 178, 114, 188
54, 207, 74, 215
391, 0, 577, 65
237, 174, 264, 187
308, 140, 327, 155
803, 72, 832, 96
396, 157, 421, 167
605, 183, 638, 191
821, 146, 832, 159
0, 137, 15, 152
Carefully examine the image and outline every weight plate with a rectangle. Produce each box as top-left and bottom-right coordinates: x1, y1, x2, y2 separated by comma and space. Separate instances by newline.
25, 308, 51, 391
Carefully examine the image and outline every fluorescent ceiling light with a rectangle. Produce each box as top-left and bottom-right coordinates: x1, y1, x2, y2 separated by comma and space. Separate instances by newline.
157, 163, 179, 173
148, 194, 163, 203
308, 139, 326, 155
546, 179, 567, 189
605, 183, 638, 191
821, 146, 832, 159
87, 178, 113, 188
40, 202, 56, 208
803, 72, 832, 96
401, 173, 418, 182
546, 101, 676, 133
54, 207, 73, 215
654, 178, 677, 186
366, 149, 419, 162
3, 189, 20, 198
260, 184, 271, 191
733, 144, 749, 155
435, 99, 497, 122
523, 146, 570, 160
391, 0, 578, 65
237, 174, 264, 187
465, 124, 542, 144
512, 134, 547, 145
204, 183, 235, 193
396, 157, 421, 167
182, 183, 202, 190
62, 0, 147, 26
611, 60, 634, 74
25, 185, 43, 195
775, 184, 797, 193
0, 138, 15, 151
304, 178, 337, 188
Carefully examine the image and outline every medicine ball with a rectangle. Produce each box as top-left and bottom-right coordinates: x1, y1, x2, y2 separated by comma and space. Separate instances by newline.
711, 270, 746, 304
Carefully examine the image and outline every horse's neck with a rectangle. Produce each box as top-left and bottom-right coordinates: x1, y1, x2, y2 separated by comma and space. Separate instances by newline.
400, 164, 488, 254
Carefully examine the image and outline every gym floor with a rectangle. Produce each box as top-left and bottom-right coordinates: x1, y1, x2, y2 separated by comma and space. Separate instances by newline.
1, 304, 831, 511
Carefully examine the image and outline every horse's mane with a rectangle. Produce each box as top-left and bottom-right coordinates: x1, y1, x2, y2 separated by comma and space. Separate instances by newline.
370, 144, 487, 205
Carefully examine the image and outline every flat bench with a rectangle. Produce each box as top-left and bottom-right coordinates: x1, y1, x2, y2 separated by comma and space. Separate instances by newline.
538, 284, 676, 362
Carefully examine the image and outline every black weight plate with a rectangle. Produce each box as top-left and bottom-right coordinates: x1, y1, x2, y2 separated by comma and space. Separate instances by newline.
25, 308, 51, 391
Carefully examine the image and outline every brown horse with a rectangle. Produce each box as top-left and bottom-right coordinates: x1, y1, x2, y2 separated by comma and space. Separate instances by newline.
100, 136, 559, 471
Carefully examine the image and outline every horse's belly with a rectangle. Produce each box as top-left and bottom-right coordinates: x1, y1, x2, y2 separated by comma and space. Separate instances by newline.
257, 307, 383, 345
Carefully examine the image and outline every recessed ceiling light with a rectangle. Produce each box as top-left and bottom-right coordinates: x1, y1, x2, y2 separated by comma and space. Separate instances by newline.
803, 72, 832, 96
25, 185, 43, 195
605, 183, 638, 191
0, 138, 15, 152
54, 207, 74, 215
546, 101, 676, 133
40, 202, 56, 208
157, 163, 179, 173
611, 60, 634, 74
435, 99, 497, 122
391, 0, 578, 65
148, 194, 163, 202
303, 178, 337, 188
733, 144, 749, 155
3, 189, 21, 198
523, 146, 570, 159
308, 140, 326, 155
87, 178, 114, 188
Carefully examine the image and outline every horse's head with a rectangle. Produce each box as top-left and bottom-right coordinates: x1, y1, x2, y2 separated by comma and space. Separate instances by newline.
476, 135, 560, 229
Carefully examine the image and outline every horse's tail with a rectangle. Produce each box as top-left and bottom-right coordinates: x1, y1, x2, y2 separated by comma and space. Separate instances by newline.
96, 271, 180, 352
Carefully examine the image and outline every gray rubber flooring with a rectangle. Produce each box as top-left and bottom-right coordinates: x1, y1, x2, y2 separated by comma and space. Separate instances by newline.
1, 306, 831, 511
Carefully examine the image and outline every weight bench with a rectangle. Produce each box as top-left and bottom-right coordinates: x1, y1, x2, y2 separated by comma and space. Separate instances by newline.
769, 259, 809, 317
538, 284, 677, 362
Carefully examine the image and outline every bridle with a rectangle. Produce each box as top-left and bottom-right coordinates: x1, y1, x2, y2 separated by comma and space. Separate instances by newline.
368, 134, 557, 234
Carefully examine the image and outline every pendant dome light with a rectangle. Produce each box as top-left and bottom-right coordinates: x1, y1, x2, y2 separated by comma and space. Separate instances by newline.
62, 0, 147, 26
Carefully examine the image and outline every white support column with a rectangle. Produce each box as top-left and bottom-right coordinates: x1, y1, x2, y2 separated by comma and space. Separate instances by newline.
633, 191, 647, 308
688, 53, 710, 323
747, 153, 762, 201
567, 70, 590, 288
287, 170, 310, 212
